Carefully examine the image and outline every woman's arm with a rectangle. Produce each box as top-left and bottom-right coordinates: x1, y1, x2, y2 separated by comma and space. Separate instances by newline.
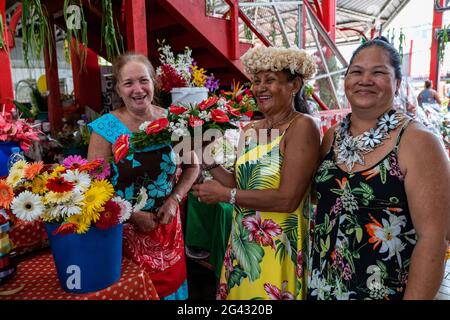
87, 131, 113, 161
193, 116, 321, 212
400, 124, 450, 299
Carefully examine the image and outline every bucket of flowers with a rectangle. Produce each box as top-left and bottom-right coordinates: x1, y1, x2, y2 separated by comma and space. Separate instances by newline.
156, 40, 220, 107
0, 111, 41, 177
0, 155, 132, 293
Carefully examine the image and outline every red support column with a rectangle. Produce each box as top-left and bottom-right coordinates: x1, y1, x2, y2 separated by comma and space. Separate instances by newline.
0, 0, 15, 113
321, 0, 336, 42
125, 0, 147, 56
429, 0, 444, 90
70, 40, 102, 114
229, 0, 239, 60
43, 19, 62, 133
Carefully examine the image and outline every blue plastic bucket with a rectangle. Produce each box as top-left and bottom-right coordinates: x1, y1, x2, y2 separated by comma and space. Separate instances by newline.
44, 223, 123, 294
0, 141, 20, 177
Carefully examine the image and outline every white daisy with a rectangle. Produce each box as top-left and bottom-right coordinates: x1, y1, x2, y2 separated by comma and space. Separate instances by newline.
112, 196, 132, 223
361, 128, 383, 148
59, 191, 84, 217
11, 191, 44, 222
133, 187, 148, 212
138, 121, 151, 131
377, 112, 399, 132
62, 169, 91, 193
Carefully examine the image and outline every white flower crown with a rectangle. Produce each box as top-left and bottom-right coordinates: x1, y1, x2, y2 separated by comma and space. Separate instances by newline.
241, 46, 317, 80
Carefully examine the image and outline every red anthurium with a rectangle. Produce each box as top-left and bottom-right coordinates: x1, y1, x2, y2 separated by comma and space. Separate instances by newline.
112, 134, 130, 163
145, 118, 169, 135
244, 88, 253, 96
169, 105, 188, 115
189, 115, 204, 128
244, 111, 254, 119
210, 109, 230, 123
53, 222, 78, 236
235, 94, 243, 102
198, 96, 218, 111
226, 105, 241, 117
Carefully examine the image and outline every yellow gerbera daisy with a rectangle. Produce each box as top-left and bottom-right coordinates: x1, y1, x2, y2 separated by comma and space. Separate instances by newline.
31, 175, 48, 195
10, 160, 27, 173
50, 165, 66, 178
6, 169, 24, 188
83, 186, 109, 216
45, 191, 73, 204
67, 214, 91, 234
90, 179, 114, 198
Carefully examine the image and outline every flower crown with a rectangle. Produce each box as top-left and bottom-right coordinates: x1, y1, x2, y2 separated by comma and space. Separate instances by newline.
241, 46, 317, 80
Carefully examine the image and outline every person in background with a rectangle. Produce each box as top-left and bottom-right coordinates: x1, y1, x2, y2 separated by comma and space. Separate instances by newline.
192, 46, 320, 300
88, 53, 199, 300
417, 80, 441, 107
308, 37, 450, 300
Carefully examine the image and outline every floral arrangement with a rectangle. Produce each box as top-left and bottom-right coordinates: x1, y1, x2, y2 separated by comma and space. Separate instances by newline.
220, 81, 258, 121
112, 96, 244, 162
0, 111, 41, 152
0, 155, 132, 235
156, 40, 219, 93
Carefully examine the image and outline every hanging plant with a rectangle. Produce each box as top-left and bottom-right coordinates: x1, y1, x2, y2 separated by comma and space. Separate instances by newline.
21, 0, 54, 67
398, 28, 406, 63
64, 0, 88, 69
101, 0, 124, 62
437, 25, 449, 65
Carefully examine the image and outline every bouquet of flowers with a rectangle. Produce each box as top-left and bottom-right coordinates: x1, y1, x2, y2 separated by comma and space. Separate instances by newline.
0, 111, 41, 152
112, 96, 242, 162
220, 81, 258, 121
0, 155, 132, 235
156, 40, 219, 93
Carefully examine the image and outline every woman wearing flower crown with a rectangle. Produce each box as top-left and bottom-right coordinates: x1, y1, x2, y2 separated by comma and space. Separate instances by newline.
192, 46, 321, 300
87, 53, 199, 300
308, 37, 450, 300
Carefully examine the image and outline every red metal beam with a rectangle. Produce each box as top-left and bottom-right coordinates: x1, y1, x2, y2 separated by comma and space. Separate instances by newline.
228, 0, 239, 60
43, 19, 62, 133
312, 92, 329, 111
125, 0, 147, 55
429, 0, 444, 90
0, 0, 14, 113
321, 0, 336, 42
312, 0, 323, 22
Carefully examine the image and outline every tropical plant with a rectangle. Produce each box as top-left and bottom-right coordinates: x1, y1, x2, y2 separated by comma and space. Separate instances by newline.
101, 0, 124, 62
437, 25, 449, 65
64, 0, 88, 69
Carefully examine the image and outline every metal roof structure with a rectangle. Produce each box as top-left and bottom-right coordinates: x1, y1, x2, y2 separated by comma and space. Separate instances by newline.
207, 0, 411, 47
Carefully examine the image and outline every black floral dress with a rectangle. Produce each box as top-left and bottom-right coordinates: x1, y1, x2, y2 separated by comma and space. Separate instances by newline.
308, 119, 417, 300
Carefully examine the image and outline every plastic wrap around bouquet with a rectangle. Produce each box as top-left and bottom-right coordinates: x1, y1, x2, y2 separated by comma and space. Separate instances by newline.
0, 156, 133, 293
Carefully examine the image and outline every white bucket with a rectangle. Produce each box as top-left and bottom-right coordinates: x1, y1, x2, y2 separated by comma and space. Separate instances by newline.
170, 87, 209, 106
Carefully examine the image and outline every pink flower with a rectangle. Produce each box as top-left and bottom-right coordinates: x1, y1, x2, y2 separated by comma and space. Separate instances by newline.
188, 115, 204, 128
216, 283, 228, 300
89, 159, 111, 180
264, 281, 295, 300
223, 245, 234, 272
242, 212, 282, 249
63, 155, 88, 169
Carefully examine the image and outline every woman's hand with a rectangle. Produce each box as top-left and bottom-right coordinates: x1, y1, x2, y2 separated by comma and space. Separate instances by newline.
157, 196, 178, 225
191, 180, 230, 204
129, 210, 159, 233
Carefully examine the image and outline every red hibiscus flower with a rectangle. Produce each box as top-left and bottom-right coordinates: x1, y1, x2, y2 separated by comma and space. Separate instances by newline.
242, 212, 282, 249
169, 105, 188, 115
264, 281, 295, 300
226, 105, 241, 117
146, 118, 169, 135
112, 134, 130, 163
95, 200, 121, 229
189, 115, 204, 128
198, 96, 218, 111
216, 283, 228, 300
210, 109, 230, 123
46, 177, 74, 193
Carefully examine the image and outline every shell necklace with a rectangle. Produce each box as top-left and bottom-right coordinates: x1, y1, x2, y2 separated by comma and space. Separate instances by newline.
334, 109, 406, 171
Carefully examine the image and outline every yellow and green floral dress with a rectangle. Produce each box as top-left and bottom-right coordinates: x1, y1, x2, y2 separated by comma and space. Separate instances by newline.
217, 131, 311, 300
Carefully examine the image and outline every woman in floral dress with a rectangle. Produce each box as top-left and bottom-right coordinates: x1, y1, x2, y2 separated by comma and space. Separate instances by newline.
192, 46, 320, 300
88, 53, 199, 299
308, 37, 450, 300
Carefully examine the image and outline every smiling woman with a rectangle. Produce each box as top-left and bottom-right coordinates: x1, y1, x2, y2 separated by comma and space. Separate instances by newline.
87, 52, 200, 300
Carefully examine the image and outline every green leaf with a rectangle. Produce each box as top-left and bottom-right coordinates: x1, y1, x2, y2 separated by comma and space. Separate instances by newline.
330, 188, 344, 196
228, 266, 247, 289
355, 227, 363, 243
380, 163, 387, 184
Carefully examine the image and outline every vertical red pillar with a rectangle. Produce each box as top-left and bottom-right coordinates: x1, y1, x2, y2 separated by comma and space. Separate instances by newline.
43, 19, 62, 133
321, 0, 336, 42
125, 0, 147, 56
229, 0, 239, 60
0, 0, 15, 113
70, 40, 102, 113
429, 0, 444, 90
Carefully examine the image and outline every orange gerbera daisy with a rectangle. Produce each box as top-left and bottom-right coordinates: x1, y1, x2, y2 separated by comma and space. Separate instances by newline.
0, 179, 14, 209
24, 161, 44, 180
78, 160, 103, 173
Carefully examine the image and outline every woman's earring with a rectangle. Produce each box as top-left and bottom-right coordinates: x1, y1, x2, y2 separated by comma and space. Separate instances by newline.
292, 92, 296, 97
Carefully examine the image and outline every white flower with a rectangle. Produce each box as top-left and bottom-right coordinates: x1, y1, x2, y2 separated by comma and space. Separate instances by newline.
336, 136, 365, 170
133, 187, 148, 212
139, 121, 151, 131
378, 112, 399, 132
59, 191, 84, 217
11, 191, 44, 222
62, 169, 91, 193
361, 128, 383, 148
112, 196, 132, 223
308, 270, 332, 300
